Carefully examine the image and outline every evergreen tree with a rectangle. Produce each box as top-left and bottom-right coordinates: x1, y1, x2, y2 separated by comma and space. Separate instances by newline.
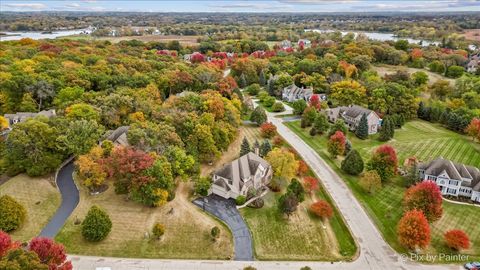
259, 139, 272, 157
355, 113, 369, 140
267, 78, 276, 96
345, 139, 352, 153
341, 149, 364, 175
240, 137, 251, 156
309, 127, 317, 136
404, 163, 420, 187
239, 73, 247, 88
313, 113, 329, 135
379, 117, 394, 141
259, 69, 266, 86
417, 101, 426, 119
250, 106, 267, 125
253, 139, 260, 150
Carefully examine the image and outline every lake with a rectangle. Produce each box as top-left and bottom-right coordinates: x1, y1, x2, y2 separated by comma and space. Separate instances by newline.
306, 29, 441, 46
0, 28, 92, 41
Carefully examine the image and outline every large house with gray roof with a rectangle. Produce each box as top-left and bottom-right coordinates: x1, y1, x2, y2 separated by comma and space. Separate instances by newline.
282, 84, 326, 103
4, 109, 56, 128
326, 105, 381, 135
210, 152, 272, 200
103, 126, 130, 146
419, 157, 480, 203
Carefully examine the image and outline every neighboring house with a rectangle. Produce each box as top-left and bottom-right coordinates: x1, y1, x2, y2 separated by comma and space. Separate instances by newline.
419, 157, 480, 203
326, 105, 381, 134
210, 152, 273, 200
4, 109, 56, 128
183, 54, 192, 62
297, 39, 311, 48
103, 126, 130, 146
282, 84, 325, 102
467, 55, 479, 73
280, 40, 292, 49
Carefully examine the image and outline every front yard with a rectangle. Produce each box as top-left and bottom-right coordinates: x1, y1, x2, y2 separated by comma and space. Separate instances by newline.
285, 119, 480, 263
0, 174, 61, 242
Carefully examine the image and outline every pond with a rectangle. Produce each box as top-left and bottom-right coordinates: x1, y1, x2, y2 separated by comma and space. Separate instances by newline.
0, 28, 92, 41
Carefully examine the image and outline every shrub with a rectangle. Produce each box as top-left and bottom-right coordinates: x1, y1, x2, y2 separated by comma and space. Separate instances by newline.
397, 209, 430, 250
250, 106, 267, 126
152, 223, 165, 239
194, 176, 212, 196
444, 229, 470, 251
271, 102, 285, 112
446, 65, 464, 78
263, 96, 276, 107
341, 149, 364, 175
359, 171, 382, 194
292, 99, 307, 115
257, 91, 269, 102
81, 205, 112, 242
260, 122, 277, 138
310, 200, 333, 219
296, 160, 308, 176
211, 226, 220, 239
0, 195, 26, 232
246, 84, 261, 96
243, 266, 257, 270
235, 195, 246, 205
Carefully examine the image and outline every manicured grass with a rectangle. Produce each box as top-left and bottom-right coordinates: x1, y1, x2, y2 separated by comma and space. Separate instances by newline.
55, 181, 233, 259
285, 119, 480, 263
0, 174, 61, 242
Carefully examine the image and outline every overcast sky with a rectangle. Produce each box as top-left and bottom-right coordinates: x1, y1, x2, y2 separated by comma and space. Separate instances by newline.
2, 0, 480, 12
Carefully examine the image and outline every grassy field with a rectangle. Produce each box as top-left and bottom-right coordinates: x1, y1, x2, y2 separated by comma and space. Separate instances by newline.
0, 174, 60, 242
63, 34, 200, 46
373, 64, 455, 86
239, 124, 356, 261
55, 181, 233, 259
285, 119, 480, 262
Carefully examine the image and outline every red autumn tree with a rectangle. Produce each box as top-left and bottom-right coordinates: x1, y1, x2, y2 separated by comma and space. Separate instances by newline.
309, 94, 322, 110
403, 181, 443, 222
190, 52, 205, 63
0, 230, 19, 257
410, 48, 423, 59
366, 144, 398, 182
303, 176, 319, 194
297, 160, 309, 176
327, 131, 346, 158
397, 210, 431, 250
28, 237, 72, 270
444, 229, 470, 251
466, 118, 480, 142
103, 146, 155, 180
310, 200, 333, 219
260, 122, 277, 138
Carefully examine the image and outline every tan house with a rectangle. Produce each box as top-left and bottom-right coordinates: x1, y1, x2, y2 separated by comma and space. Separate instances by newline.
210, 152, 272, 200
326, 105, 381, 135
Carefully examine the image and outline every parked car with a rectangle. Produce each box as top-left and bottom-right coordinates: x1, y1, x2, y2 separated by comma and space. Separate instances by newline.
465, 262, 480, 270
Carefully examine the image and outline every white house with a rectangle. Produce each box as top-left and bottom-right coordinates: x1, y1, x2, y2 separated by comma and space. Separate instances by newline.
210, 152, 272, 200
467, 55, 479, 73
280, 40, 292, 49
419, 157, 480, 203
282, 84, 326, 102
326, 105, 381, 135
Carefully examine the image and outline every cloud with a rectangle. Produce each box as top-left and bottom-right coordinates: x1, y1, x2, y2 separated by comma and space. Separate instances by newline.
209, 1, 293, 11
4, 3, 46, 10
279, 0, 359, 4
65, 3, 81, 8
358, 0, 480, 11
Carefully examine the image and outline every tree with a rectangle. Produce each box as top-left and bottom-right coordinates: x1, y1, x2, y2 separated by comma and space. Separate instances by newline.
271, 102, 285, 112
292, 99, 307, 115
81, 205, 112, 242
53, 86, 84, 107
312, 113, 329, 135
412, 71, 429, 86
65, 103, 99, 121
328, 119, 348, 137
0, 195, 26, 232
404, 162, 420, 187
366, 145, 398, 182
152, 223, 165, 239
287, 178, 306, 202
28, 237, 72, 270
330, 80, 367, 107
465, 118, 480, 142
297, 160, 308, 176
75, 146, 107, 192
444, 229, 470, 251
327, 131, 346, 158
359, 170, 382, 194
446, 65, 464, 78
303, 176, 319, 194
250, 106, 267, 126
266, 148, 299, 180
301, 106, 317, 127
341, 149, 364, 175
191, 124, 220, 163
260, 122, 277, 138
164, 146, 195, 179
246, 84, 261, 96
19, 93, 38, 112
57, 120, 105, 156
259, 139, 272, 157
259, 70, 266, 86
263, 96, 276, 107
310, 200, 333, 219
240, 137, 251, 156
278, 192, 298, 217
194, 176, 211, 196
430, 80, 453, 101
379, 117, 394, 142
26, 80, 55, 110
403, 181, 443, 222
0, 248, 48, 270
355, 113, 369, 139
397, 210, 431, 250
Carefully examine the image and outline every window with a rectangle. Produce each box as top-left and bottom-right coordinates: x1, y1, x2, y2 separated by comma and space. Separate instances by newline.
449, 180, 458, 185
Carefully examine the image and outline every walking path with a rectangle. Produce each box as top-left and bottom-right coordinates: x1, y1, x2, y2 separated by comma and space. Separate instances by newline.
40, 159, 79, 238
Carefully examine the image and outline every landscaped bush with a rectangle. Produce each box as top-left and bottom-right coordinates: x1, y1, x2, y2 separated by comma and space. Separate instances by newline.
263, 96, 276, 107
341, 149, 364, 175
446, 65, 464, 78
257, 90, 269, 102
0, 195, 26, 232
210, 226, 220, 240
235, 195, 246, 205
194, 176, 212, 196
246, 83, 261, 96
250, 106, 267, 126
309, 200, 333, 219
444, 229, 470, 251
271, 102, 285, 112
260, 122, 277, 138
152, 222, 165, 239
81, 205, 112, 242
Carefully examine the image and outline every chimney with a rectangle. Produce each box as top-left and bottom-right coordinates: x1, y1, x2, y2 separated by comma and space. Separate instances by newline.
254, 146, 260, 156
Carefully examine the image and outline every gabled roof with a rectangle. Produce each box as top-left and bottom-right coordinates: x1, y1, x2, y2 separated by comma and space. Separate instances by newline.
104, 126, 130, 146
420, 157, 480, 191
342, 105, 374, 119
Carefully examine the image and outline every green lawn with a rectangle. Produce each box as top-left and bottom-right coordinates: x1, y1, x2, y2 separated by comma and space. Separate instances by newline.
285, 119, 480, 263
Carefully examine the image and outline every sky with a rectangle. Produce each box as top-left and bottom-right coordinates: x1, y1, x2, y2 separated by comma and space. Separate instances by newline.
1, 0, 480, 13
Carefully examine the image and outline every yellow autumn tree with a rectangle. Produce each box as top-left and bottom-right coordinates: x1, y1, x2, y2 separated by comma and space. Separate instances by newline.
266, 148, 299, 180
75, 146, 107, 192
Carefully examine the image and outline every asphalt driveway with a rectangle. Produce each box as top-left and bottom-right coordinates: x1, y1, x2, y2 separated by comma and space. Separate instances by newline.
193, 195, 253, 261
40, 160, 79, 238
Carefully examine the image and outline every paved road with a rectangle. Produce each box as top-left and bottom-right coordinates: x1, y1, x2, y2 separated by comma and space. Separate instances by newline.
40, 160, 79, 238
193, 195, 254, 261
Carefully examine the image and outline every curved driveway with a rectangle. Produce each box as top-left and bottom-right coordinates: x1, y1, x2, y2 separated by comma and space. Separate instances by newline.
40, 160, 79, 238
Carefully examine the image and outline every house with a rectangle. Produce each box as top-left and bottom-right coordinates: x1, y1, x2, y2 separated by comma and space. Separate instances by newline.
210, 152, 272, 200
467, 55, 479, 73
282, 84, 322, 102
297, 39, 311, 48
326, 105, 381, 135
103, 126, 130, 146
418, 158, 480, 203
280, 40, 292, 49
4, 109, 56, 128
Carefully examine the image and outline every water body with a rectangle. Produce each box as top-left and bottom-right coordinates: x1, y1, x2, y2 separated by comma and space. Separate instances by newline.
0, 28, 91, 41
306, 29, 441, 46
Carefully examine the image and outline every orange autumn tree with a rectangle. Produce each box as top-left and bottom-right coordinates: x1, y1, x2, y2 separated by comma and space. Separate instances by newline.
297, 160, 308, 176
403, 181, 443, 222
260, 122, 277, 138
303, 176, 319, 194
444, 229, 470, 251
466, 118, 480, 142
397, 210, 431, 250
310, 200, 333, 219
